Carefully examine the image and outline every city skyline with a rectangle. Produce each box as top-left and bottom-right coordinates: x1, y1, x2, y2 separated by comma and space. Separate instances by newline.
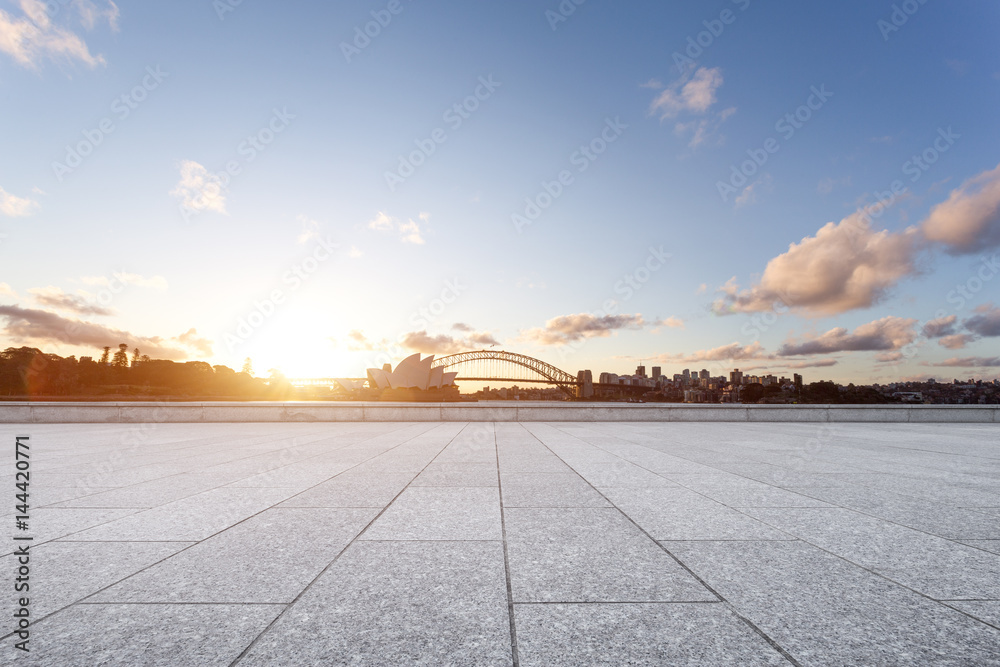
1, 1, 999, 384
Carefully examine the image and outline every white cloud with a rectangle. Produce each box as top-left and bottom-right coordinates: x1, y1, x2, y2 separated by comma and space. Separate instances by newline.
0, 0, 114, 69
660, 317, 685, 329
297, 215, 321, 244
349, 246, 364, 258
650, 67, 725, 119
734, 174, 772, 209
520, 313, 648, 346
368, 211, 426, 245
778, 316, 918, 356
714, 210, 921, 316
29, 286, 114, 316
921, 163, 1000, 254
664, 341, 770, 363
170, 161, 227, 215
0, 186, 40, 217
0, 282, 17, 298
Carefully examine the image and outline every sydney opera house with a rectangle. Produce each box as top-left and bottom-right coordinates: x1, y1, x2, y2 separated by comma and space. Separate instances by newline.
335, 354, 458, 398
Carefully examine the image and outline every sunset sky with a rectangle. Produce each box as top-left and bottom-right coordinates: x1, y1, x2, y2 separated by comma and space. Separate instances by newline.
1, 0, 999, 382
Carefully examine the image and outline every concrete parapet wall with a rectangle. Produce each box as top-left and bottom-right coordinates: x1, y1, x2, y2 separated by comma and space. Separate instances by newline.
0, 402, 998, 423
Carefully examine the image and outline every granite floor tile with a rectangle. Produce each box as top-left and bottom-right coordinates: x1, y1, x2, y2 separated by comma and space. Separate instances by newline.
66, 487, 294, 542
946, 601, 1000, 628
6, 603, 282, 666
505, 507, 714, 603
515, 603, 788, 666
744, 507, 1000, 599
411, 462, 498, 487
960, 540, 1000, 556
279, 471, 415, 508
362, 486, 502, 540
91, 508, 377, 603
237, 541, 512, 666
670, 540, 1000, 666
500, 472, 611, 508
0, 541, 191, 619
601, 486, 792, 541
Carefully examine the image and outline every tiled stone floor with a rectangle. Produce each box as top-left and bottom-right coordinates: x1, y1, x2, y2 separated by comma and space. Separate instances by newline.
2, 421, 999, 665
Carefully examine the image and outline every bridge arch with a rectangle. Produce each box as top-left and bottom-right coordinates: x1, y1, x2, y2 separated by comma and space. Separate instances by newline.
430, 350, 579, 397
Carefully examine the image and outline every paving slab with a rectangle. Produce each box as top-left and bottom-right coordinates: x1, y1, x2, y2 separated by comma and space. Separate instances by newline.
601, 486, 793, 541
0, 541, 191, 620
515, 603, 789, 666
66, 487, 295, 541
500, 472, 611, 507
237, 541, 513, 666
669, 540, 1000, 665
5, 603, 282, 666
411, 462, 498, 486
505, 507, 714, 603
362, 486, 503, 540
1, 420, 998, 665
744, 507, 1000, 599
91, 508, 377, 603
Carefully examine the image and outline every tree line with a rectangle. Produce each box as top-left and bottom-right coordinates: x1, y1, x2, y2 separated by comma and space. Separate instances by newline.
0, 345, 292, 399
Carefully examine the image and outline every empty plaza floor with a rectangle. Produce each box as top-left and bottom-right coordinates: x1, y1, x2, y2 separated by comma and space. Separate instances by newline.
2, 420, 1000, 666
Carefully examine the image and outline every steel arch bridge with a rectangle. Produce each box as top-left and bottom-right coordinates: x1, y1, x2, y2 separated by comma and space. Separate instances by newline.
431, 350, 580, 397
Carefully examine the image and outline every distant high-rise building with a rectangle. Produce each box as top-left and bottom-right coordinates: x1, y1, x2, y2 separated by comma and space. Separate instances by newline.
730, 369, 743, 386
636, 365, 646, 378
699, 369, 710, 380
652, 366, 661, 380
794, 373, 803, 391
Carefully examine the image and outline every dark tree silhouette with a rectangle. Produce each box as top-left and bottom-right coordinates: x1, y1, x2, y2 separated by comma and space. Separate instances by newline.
112, 344, 129, 368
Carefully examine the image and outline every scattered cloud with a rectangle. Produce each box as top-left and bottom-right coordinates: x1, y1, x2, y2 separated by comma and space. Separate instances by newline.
875, 351, 904, 363
0, 283, 17, 298
920, 163, 1000, 254
452, 323, 474, 332
0, 186, 40, 217
400, 329, 501, 355
674, 106, 736, 149
777, 316, 918, 356
28, 286, 113, 317
0, 305, 211, 360
648, 67, 734, 149
170, 160, 227, 215
714, 211, 921, 316
0, 0, 114, 69
696, 283, 708, 295
964, 303, 1000, 337
519, 313, 647, 346
659, 317, 685, 329
667, 341, 770, 363
939, 334, 975, 350
368, 211, 426, 245
734, 173, 772, 208
348, 246, 364, 258
817, 175, 852, 195
296, 215, 321, 244
786, 358, 838, 369
74, 0, 120, 32
932, 356, 1000, 368
649, 67, 724, 118
921, 315, 958, 339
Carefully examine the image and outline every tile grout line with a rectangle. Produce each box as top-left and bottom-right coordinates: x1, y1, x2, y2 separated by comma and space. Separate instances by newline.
0, 422, 441, 643
495, 423, 521, 667
228, 421, 472, 666
521, 422, 804, 667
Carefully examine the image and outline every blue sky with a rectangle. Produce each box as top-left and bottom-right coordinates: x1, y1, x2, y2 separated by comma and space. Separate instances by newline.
1, 0, 999, 382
